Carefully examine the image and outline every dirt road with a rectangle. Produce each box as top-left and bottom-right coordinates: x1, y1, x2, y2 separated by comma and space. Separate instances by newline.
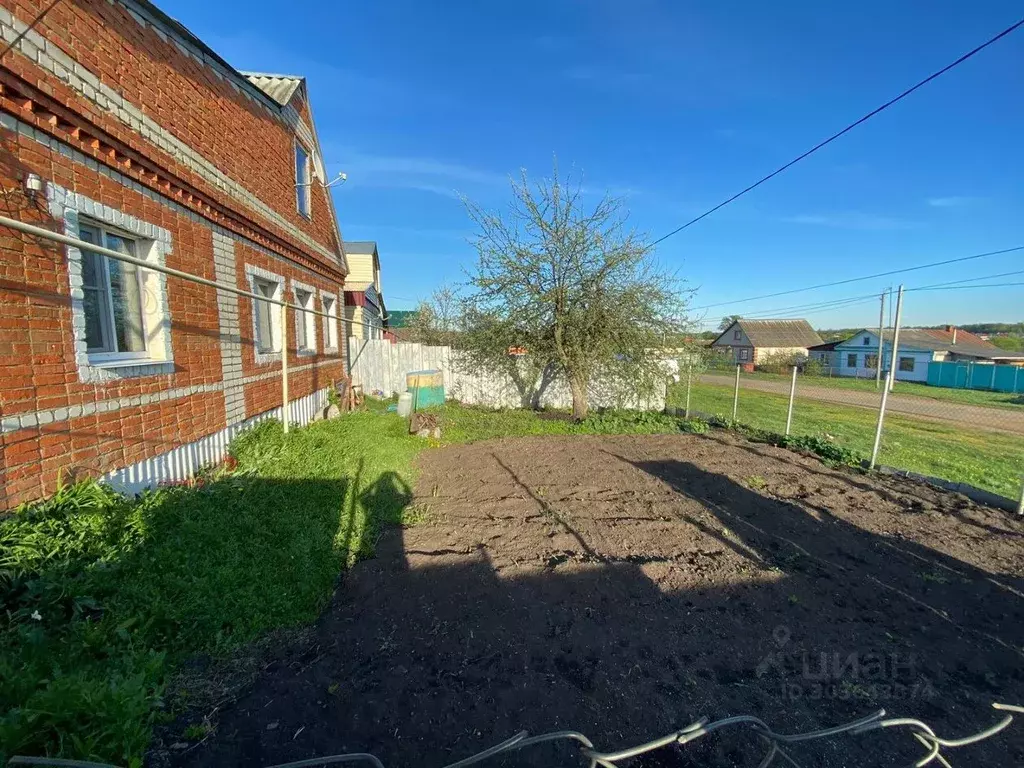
702, 374, 1024, 435
175, 433, 1024, 768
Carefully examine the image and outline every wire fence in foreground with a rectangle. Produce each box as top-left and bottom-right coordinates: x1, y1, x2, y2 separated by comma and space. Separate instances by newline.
9, 703, 1022, 768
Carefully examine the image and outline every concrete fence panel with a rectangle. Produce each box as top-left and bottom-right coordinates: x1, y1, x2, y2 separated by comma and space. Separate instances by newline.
348, 341, 666, 411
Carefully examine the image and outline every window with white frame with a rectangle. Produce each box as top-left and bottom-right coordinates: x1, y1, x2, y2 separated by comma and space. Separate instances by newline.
295, 142, 311, 218
252, 277, 280, 354
738, 348, 749, 361
78, 222, 150, 359
294, 285, 316, 353
322, 293, 338, 350
54, 185, 173, 383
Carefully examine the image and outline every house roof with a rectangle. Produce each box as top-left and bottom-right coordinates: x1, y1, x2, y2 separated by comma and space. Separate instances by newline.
342, 241, 379, 255
807, 340, 842, 351
838, 328, 1024, 361
241, 72, 305, 106
714, 319, 824, 349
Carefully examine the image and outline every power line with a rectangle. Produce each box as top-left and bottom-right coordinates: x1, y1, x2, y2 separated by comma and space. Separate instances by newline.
651, 17, 1024, 245
692, 296, 879, 330
908, 269, 1024, 291
692, 268, 1024, 328
909, 281, 1024, 292
745, 269, 1024, 315
715, 292, 881, 320
688, 245, 1024, 311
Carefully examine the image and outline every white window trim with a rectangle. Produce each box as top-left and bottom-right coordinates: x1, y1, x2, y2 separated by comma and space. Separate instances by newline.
320, 289, 339, 354
295, 140, 312, 219
245, 264, 284, 365
49, 184, 174, 383
292, 279, 317, 355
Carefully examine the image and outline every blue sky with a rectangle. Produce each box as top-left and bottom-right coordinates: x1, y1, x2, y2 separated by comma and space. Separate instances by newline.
163, 0, 1024, 330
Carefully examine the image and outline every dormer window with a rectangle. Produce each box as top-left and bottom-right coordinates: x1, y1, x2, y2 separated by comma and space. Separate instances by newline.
295, 141, 311, 218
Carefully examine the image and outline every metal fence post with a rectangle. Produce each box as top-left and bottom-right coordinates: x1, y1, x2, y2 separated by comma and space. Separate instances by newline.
870, 284, 904, 469
280, 302, 290, 434
732, 364, 740, 421
684, 363, 693, 419
875, 290, 886, 389
785, 365, 797, 436
1018, 478, 1024, 516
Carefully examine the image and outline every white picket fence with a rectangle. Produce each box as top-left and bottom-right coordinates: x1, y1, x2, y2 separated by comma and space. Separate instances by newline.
347, 338, 666, 411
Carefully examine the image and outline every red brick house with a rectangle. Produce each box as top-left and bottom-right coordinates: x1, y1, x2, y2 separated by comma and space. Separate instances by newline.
0, 0, 350, 510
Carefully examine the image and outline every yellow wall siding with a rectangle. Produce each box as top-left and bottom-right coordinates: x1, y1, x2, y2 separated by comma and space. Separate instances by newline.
345, 253, 376, 290
753, 346, 811, 362
344, 305, 365, 339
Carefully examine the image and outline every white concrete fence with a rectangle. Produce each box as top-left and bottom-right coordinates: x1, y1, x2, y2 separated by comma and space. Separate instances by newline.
348, 338, 667, 412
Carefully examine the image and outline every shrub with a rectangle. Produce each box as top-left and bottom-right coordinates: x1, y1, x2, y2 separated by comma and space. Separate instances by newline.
802, 357, 825, 377
754, 351, 801, 375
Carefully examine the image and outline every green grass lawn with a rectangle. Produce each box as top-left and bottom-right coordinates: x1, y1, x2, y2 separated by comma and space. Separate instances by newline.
670, 381, 1023, 499
701, 365, 1024, 410
0, 402, 689, 765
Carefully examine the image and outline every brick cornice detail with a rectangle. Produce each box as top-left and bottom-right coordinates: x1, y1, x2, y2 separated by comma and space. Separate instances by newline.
0, 71, 346, 284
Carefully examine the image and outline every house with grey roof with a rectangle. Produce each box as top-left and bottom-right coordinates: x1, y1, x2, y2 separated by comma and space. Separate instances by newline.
342, 241, 387, 340
711, 319, 824, 366
832, 325, 1024, 382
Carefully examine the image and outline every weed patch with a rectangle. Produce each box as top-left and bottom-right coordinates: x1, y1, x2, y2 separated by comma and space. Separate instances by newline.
1, 414, 419, 765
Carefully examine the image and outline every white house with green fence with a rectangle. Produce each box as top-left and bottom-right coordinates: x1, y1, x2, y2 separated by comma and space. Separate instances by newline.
828, 326, 1024, 383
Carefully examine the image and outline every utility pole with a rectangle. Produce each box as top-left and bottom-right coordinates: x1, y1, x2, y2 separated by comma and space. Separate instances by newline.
875, 290, 886, 389
870, 285, 904, 469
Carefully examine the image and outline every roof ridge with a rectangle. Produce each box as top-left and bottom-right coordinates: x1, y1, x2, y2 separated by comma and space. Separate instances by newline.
239, 70, 305, 81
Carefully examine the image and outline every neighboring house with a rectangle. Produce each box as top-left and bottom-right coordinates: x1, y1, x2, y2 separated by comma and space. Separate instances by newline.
0, 0, 349, 510
833, 326, 1024, 383
342, 241, 387, 340
711, 319, 824, 365
807, 340, 842, 371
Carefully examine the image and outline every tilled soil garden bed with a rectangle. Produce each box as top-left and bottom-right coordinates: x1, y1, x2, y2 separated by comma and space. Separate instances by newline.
177, 432, 1024, 767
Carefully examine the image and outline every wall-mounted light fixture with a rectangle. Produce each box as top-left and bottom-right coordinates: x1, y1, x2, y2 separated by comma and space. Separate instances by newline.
23, 172, 43, 197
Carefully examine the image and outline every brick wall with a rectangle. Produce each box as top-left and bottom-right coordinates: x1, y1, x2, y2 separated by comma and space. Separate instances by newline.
0, 1, 349, 510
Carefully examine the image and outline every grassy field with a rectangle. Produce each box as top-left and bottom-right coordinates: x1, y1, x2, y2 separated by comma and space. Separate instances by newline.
702, 365, 1024, 410
0, 402, 690, 765
670, 380, 1024, 499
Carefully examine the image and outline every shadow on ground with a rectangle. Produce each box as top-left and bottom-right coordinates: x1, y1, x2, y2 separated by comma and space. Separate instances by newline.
173, 434, 1024, 768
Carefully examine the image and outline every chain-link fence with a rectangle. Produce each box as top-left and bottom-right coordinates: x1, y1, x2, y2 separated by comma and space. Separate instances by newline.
670, 350, 1024, 511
